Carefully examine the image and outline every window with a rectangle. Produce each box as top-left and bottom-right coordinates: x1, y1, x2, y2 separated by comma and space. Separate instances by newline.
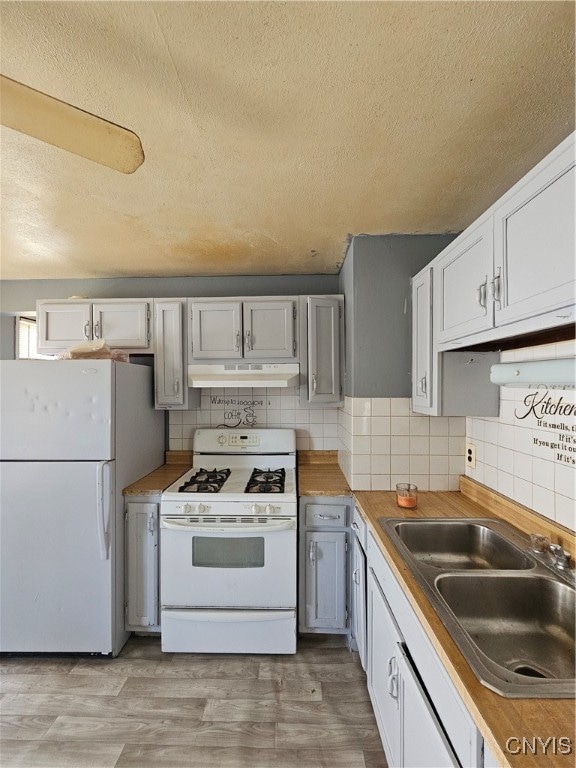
16, 315, 52, 359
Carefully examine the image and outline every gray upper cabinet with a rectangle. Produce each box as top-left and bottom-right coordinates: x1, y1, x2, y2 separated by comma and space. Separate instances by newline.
242, 300, 295, 358
190, 301, 243, 359
189, 298, 297, 360
37, 299, 152, 353
154, 299, 194, 409
307, 296, 341, 403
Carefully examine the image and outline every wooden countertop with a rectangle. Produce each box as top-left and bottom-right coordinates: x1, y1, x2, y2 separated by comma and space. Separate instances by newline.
354, 479, 575, 768
123, 453, 193, 495
297, 451, 350, 496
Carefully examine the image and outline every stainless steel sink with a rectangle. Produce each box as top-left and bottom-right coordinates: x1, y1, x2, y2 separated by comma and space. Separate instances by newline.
435, 573, 575, 695
392, 520, 534, 570
379, 517, 576, 698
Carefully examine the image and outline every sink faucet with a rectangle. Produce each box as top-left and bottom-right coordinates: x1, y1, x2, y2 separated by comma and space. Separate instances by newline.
529, 534, 574, 584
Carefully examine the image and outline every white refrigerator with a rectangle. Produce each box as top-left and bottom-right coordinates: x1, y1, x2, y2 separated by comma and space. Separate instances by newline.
0, 360, 164, 655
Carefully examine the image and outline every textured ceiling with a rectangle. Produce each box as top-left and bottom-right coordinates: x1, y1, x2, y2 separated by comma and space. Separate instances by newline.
0, 1, 574, 280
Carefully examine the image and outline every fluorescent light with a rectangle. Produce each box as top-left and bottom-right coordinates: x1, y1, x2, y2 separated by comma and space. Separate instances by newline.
490, 358, 576, 389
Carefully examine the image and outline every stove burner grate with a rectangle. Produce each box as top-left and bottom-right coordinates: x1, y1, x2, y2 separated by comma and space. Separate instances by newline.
179, 468, 231, 493
245, 467, 286, 494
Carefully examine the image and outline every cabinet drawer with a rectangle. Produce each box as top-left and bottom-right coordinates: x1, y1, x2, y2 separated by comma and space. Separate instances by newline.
305, 503, 348, 527
351, 506, 367, 550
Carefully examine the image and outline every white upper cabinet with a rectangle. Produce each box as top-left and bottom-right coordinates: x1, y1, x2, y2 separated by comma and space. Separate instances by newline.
307, 296, 341, 403
411, 268, 432, 410
432, 132, 575, 349
37, 299, 152, 353
493, 140, 575, 325
434, 218, 494, 344
189, 298, 297, 360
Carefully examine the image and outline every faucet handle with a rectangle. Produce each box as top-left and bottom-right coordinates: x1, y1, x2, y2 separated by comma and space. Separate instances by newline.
529, 533, 551, 554
548, 543, 571, 570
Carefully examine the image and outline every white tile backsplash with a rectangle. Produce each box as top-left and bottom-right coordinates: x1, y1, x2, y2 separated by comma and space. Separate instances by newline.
338, 396, 465, 491
466, 340, 575, 532
168, 386, 340, 450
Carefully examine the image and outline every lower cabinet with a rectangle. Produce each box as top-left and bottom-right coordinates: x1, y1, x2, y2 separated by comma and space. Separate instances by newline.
350, 507, 367, 669
298, 496, 351, 634
125, 498, 160, 632
367, 531, 483, 767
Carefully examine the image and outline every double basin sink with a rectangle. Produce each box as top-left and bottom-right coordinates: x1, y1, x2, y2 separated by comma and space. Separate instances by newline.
378, 517, 575, 698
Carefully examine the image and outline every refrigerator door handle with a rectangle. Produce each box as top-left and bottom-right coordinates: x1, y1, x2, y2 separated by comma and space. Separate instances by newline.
96, 461, 111, 560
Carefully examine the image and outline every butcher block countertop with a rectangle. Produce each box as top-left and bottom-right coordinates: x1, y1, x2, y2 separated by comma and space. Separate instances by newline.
123, 451, 193, 495
355, 478, 575, 768
297, 450, 350, 496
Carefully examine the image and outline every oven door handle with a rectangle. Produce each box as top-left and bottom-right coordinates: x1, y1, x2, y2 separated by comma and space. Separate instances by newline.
160, 518, 296, 534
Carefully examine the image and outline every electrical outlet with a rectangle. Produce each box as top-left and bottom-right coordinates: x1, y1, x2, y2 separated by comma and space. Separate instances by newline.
465, 443, 476, 469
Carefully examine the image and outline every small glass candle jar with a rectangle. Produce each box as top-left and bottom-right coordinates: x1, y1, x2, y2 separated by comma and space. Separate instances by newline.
396, 483, 418, 508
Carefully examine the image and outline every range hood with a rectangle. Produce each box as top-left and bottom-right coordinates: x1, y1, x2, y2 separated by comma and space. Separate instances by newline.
490, 358, 576, 389
188, 363, 300, 389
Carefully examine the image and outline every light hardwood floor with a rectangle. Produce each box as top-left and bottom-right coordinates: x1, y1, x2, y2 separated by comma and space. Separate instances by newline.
0, 634, 387, 768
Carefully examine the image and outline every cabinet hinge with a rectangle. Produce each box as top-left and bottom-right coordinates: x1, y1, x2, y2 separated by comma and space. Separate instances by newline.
339, 305, 343, 318
293, 306, 297, 319
293, 339, 297, 355
345, 540, 349, 553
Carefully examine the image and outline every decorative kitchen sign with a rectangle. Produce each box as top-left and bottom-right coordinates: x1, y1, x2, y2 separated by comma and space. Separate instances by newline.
516, 390, 576, 466
210, 395, 265, 427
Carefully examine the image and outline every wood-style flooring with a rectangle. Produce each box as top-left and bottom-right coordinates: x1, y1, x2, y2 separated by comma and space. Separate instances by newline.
0, 634, 387, 768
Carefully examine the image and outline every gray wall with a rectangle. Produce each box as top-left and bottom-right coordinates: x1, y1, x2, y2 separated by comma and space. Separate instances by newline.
0, 314, 16, 359
339, 234, 456, 398
0, 274, 340, 314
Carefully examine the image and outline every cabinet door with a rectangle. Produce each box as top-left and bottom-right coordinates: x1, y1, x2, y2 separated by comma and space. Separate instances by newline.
367, 569, 402, 767
435, 218, 494, 343
307, 296, 341, 402
37, 301, 91, 351
493, 140, 575, 326
305, 530, 347, 629
411, 269, 432, 411
399, 645, 459, 767
351, 534, 367, 670
154, 300, 186, 408
243, 300, 295, 359
125, 502, 159, 629
92, 301, 150, 349
190, 301, 242, 359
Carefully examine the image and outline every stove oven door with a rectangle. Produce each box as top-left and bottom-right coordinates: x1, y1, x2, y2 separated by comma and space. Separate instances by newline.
160, 518, 297, 609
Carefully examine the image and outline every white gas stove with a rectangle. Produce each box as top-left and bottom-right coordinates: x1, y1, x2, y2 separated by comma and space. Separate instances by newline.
160, 428, 298, 654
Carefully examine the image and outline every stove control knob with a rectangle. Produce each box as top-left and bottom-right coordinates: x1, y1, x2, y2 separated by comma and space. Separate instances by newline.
182, 503, 192, 514
265, 504, 274, 515
251, 503, 261, 515
198, 503, 206, 514
217, 434, 227, 445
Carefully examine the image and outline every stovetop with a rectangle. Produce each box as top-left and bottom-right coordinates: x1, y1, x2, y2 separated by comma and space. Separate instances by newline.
161, 465, 297, 505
